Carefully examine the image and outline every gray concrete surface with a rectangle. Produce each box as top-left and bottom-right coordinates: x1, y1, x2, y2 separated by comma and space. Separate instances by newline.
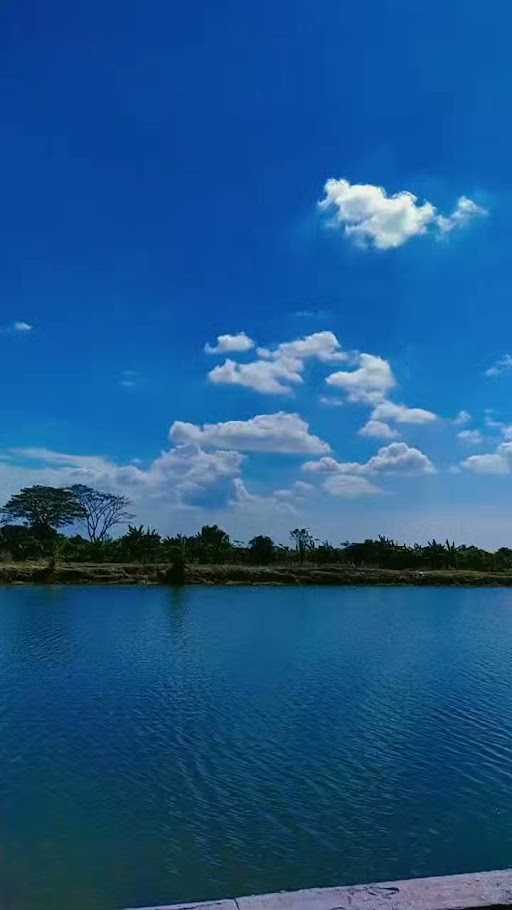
124, 868, 512, 910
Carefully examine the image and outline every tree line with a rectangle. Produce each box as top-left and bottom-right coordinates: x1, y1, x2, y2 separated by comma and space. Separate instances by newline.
0, 483, 511, 572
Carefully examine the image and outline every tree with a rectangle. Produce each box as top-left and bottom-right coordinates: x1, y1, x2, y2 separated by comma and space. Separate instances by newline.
118, 525, 162, 563
248, 535, 275, 564
196, 525, 231, 563
290, 528, 315, 563
70, 485, 133, 542
0, 485, 84, 535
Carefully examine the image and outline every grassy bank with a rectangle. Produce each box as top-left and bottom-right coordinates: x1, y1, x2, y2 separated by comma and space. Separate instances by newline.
2, 561, 512, 586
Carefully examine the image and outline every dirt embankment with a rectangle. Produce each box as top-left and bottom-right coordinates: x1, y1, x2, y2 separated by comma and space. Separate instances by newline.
1, 562, 512, 587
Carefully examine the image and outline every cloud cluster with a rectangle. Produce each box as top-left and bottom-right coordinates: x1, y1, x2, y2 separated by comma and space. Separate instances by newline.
303, 442, 435, 498
324, 353, 437, 436
8, 444, 245, 509
319, 178, 486, 250
208, 331, 346, 395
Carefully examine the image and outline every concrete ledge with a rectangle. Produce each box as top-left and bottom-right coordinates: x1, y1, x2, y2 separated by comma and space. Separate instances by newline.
125, 869, 512, 910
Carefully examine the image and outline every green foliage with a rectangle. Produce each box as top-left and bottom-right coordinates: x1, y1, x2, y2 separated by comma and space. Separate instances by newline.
0, 485, 85, 533
290, 528, 315, 563
248, 535, 275, 564
116, 525, 162, 563
0, 524, 57, 560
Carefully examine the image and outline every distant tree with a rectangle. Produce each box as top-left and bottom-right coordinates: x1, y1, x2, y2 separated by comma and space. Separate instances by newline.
70, 485, 133, 542
0, 524, 55, 560
290, 528, 315, 563
196, 525, 231, 563
0, 485, 84, 535
118, 525, 162, 563
248, 535, 275, 564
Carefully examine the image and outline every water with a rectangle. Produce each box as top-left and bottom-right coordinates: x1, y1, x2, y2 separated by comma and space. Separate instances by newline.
2, 585, 512, 909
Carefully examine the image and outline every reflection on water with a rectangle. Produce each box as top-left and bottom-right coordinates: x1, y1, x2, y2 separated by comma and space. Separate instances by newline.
2, 585, 512, 909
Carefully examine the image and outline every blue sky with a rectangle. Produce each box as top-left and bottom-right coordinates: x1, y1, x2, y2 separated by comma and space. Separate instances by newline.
1, 0, 512, 546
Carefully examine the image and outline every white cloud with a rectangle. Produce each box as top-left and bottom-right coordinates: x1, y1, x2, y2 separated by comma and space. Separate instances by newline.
359, 419, 399, 440
366, 442, 435, 474
304, 442, 435, 478
303, 456, 360, 475
323, 474, 382, 498
453, 409, 472, 427
436, 196, 488, 234
170, 411, 330, 455
205, 332, 255, 354
208, 357, 302, 394
208, 331, 345, 395
274, 480, 314, 500
229, 478, 300, 517
485, 354, 512, 377
319, 396, 344, 407
371, 399, 438, 425
461, 442, 512, 475
457, 429, 483, 447
326, 353, 396, 404
259, 331, 346, 364
319, 177, 486, 250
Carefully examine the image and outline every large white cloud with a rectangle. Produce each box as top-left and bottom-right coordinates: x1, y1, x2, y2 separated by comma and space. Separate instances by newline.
319, 177, 486, 250
170, 412, 330, 455
326, 353, 396, 404
208, 331, 345, 395
205, 332, 255, 354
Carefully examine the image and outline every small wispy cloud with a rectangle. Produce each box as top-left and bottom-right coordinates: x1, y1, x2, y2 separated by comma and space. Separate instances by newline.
0, 320, 33, 335
293, 308, 332, 320
485, 354, 512, 377
457, 429, 484, 447
119, 369, 140, 389
453, 409, 472, 427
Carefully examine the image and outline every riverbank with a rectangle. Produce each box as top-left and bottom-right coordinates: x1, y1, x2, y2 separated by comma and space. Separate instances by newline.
2, 561, 512, 586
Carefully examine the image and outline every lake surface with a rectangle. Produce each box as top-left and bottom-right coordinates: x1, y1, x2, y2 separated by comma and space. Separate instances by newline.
2, 585, 512, 909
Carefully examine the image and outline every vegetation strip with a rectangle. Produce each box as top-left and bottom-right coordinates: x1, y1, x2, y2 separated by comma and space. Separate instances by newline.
1, 484, 512, 576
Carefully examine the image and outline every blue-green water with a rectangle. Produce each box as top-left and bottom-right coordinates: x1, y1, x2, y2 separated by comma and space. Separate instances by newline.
2, 585, 512, 909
